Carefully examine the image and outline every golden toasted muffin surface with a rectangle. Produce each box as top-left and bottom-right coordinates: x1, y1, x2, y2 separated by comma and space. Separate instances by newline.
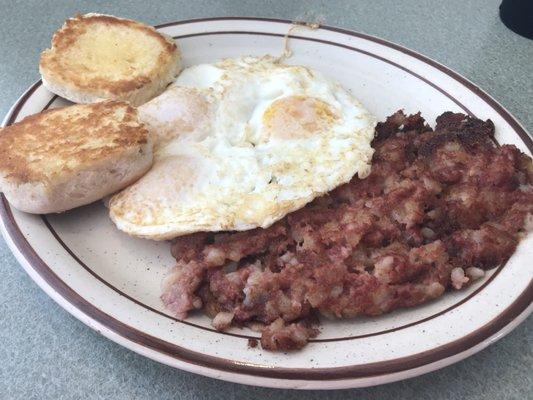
39, 14, 179, 96
0, 101, 148, 184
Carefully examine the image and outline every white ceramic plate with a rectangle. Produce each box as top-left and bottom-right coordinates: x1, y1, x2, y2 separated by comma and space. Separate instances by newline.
1, 18, 532, 390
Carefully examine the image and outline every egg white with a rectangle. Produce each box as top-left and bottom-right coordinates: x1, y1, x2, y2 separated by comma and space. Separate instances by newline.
109, 56, 376, 240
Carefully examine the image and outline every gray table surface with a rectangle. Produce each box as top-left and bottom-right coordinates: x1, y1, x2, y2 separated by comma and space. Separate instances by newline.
1, 0, 531, 399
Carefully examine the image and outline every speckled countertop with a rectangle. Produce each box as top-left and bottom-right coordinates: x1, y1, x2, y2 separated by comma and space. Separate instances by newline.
0, 1, 531, 399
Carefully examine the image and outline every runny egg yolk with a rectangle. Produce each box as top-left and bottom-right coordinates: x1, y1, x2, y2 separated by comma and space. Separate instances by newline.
262, 95, 337, 140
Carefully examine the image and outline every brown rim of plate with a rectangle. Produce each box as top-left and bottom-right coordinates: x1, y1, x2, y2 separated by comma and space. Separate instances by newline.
0, 18, 531, 381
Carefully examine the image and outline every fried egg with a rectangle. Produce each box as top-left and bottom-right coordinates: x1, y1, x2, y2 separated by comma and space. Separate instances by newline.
109, 56, 376, 240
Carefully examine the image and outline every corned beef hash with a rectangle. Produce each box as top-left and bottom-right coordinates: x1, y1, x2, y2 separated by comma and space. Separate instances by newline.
162, 111, 533, 351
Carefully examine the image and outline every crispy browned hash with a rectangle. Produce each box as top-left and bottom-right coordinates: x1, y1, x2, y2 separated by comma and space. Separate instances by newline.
162, 111, 533, 351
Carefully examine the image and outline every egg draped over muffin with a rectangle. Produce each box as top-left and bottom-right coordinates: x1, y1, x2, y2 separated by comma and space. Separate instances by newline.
109, 57, 377, 240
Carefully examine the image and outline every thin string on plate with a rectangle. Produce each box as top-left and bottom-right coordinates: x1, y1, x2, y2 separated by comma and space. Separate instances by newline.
276, 13, 323, 62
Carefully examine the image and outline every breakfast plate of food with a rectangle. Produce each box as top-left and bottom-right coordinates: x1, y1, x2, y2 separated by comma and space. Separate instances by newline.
0, 15, 531, 389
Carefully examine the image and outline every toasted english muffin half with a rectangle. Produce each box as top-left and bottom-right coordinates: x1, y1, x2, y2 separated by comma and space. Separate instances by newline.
0, 101, 153, 214
39, 13, 181, 106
